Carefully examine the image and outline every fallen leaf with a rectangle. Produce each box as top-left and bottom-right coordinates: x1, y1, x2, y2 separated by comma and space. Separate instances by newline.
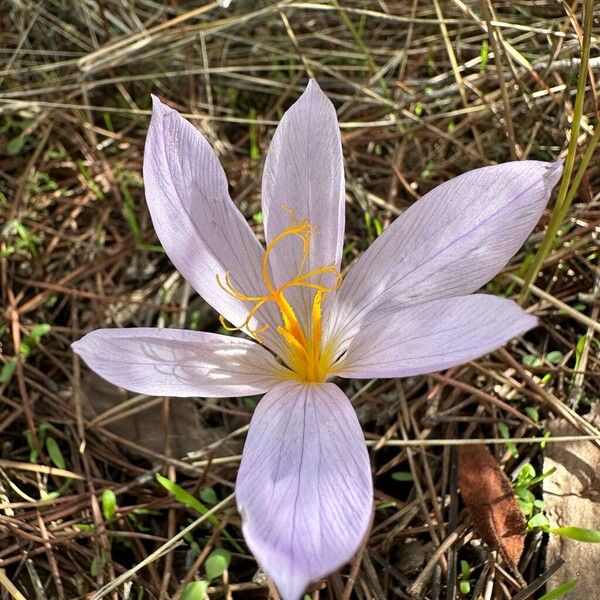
458, 444, 525, 567
79, 371, 238, 458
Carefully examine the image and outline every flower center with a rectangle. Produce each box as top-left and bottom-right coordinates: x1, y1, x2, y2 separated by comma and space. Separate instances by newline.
217, 220, 341, 383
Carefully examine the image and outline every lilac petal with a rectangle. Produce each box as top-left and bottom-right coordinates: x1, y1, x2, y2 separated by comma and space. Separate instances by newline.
72, 328, 287, 397
335, 294, 536, 379
327, 161, 562, 353
236, 381, 372, 600
261, 80, 345, 320
144, 97, 284, 353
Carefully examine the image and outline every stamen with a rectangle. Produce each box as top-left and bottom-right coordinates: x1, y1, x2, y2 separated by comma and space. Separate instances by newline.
216, 219, 341, 382
278, 266, 342, 295
216, 272, 266, 302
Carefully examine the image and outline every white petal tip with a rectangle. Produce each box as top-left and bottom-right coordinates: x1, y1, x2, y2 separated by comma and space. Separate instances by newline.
522, 313, 539, 331
302, 78, 328, 102
150, 93, 162, 109
274, 577, 311, 600
150, 95, 179, 121
545, 160, 563, 185
71, 335, 89, 355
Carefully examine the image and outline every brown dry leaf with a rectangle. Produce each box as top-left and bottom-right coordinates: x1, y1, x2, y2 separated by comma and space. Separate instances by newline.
458, 444, 525, 567
543, 405, 600, 599
79, 371, 235, 458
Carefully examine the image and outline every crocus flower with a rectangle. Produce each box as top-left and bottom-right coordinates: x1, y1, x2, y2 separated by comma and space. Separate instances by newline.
73, 80, 562, 600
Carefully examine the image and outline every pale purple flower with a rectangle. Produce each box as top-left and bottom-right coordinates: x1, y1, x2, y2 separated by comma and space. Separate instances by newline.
72, 80, 562, 600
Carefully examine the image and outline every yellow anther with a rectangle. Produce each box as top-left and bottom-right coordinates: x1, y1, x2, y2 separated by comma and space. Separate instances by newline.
217, 219, 341, 382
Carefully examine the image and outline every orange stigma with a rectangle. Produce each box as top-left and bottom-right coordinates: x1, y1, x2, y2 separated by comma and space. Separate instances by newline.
217, 220, 341, 382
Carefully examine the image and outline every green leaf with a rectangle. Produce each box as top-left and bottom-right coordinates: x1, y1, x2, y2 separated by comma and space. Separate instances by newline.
391, 471, 413, 482
155, 474, 215, 522
497, 422, 510, 438
574, 334, 587, 370
525, 406, 539, 422
479, 39, 489, 73
527, 512, 549, 530
516, 485, 536, 516
522, 354, 540, 367
101, 489, 118, 521
392, 471, 414, 481
546, 350, 563, 364
7, 136, 26, 156
90, 554, 105, 578
26, 323, 51, 347
527, 467, 557, 487
459, 579, 471, 595
515, 487, 536, 504
549, 526, 600, 543
155, 475, 244, 553
46, 437, 66, 469
498, 422, 518, 458
44, 148, 67, 160
181, 580, 209, 600
541, 431, 551, 449
204, 548, 231, 581
373, 218, 383, 237
515, 463, 536, 485
539, 580, 578, 600
459, 559, 470, 578
518, 500, 534, 517
199, 487, 218, 506
40, 490, 61, 501
19, 340, 32, 358
243, 397, 258, 411
0, 358, 17, 383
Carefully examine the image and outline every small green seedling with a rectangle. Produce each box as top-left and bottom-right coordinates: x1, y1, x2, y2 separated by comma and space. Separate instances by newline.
1, 324, 51, 384
101, 489, 118, 521
497, 422, 518, 458
181, 580, 209, 600
46, 436, 66, 469
204, 548, 231, 581
458, 559, 473, 595
513, 463, 555, 526
479, 39, 489, 73
514, 465, 600, 541
199, 487, 218, 506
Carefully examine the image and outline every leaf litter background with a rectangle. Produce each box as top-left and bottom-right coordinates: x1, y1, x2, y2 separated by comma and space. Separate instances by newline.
0, 1, 599, 599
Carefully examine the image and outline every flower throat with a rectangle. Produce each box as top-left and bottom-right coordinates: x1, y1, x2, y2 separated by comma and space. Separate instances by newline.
217, 220, 341, 383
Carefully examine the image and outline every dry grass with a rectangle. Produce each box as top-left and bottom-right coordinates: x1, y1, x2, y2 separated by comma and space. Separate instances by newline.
1, 1, 599, 599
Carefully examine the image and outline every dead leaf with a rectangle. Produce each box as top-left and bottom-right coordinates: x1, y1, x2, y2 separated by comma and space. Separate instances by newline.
458, 444, 525, 568
543, 405, 600, 600
79, 371, 239, 458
